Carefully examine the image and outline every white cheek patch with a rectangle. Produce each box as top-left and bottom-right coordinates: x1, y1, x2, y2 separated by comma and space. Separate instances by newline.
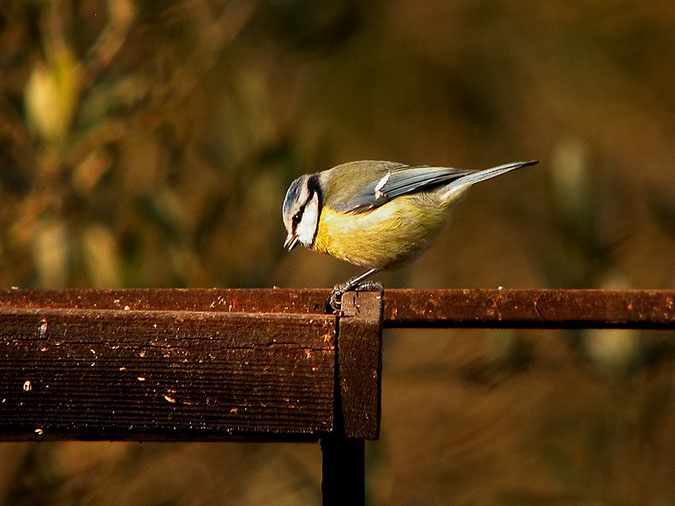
297, 193, 319, 247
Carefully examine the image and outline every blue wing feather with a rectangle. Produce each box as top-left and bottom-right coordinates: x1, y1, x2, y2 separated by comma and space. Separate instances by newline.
323, 159, 537, 213
341, 166, 474, 213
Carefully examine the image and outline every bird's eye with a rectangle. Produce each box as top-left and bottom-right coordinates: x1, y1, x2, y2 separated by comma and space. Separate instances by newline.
292, 211, 302, 225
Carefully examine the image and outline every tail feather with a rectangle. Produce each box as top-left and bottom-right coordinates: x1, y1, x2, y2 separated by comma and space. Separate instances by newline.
440, 160, 538, 201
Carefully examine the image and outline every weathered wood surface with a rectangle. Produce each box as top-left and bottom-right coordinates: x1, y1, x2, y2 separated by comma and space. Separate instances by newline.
0, 288, 672, 328
0, 288, 330, 314
0, 308, 336, 441
337, 292, 383, 439
0, 287, 670, 443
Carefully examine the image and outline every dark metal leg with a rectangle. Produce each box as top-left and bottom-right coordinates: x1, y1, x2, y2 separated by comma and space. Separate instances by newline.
321, 437, 365, 506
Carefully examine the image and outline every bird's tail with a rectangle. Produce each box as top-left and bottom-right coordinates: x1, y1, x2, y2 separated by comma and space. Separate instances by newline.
440, 160, 538, 201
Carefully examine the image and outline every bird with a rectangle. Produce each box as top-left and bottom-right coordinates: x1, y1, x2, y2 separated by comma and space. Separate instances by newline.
281, 159, 538, 309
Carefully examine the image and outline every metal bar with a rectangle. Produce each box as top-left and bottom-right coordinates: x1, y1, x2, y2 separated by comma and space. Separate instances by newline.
0, 288, 671, 328
381, 289, 675, 329
321, 437, 365, 506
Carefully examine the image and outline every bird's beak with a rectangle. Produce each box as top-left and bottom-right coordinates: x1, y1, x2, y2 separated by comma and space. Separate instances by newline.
284, 233, 299, 251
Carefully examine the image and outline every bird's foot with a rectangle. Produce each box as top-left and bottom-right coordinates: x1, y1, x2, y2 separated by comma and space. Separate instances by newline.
328, 282, 348, 313
327, 280, 383, 313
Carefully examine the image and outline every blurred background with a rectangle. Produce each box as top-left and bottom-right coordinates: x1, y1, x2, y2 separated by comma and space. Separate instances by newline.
1, 0, 674, 504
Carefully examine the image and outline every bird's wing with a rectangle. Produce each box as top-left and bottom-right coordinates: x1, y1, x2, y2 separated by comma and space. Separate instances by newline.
328, 162, 475, 213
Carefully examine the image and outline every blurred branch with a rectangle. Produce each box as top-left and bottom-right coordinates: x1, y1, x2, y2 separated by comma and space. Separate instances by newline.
66, 119, 129, 167
42, 0, 72, 56
0, 95, 33, 171
68, 0, 257, 168
82, 0, 135, 89
153, 0, 256, 104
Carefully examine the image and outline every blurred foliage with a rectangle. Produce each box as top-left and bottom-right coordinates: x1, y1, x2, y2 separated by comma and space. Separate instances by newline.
0, 0, 674, 505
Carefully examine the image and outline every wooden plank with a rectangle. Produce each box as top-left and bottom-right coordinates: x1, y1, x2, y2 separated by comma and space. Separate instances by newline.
0, 308, 336, 441
337, 291, 383, 440
0, 288, 672, 329
0, 288, 330, 314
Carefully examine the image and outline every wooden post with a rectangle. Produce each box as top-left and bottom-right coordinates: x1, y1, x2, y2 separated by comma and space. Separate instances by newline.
321, 291, 384, 506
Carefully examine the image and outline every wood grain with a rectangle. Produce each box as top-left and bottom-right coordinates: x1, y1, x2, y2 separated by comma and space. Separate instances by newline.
0, 288, 330, 314
0, 308, 336, 441
1, 288, 671, 328
337, 291, 383, 440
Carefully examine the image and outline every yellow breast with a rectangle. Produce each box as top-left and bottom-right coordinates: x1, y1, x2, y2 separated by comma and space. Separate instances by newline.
312, 195, 449, 269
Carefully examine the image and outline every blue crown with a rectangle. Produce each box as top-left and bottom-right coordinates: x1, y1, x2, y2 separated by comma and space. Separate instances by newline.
283, 176, 303, 216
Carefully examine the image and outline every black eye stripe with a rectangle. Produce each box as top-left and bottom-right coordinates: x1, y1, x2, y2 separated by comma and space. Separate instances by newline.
289, 176, 321, 235
295, 194, 312, 220
291, 205, 305, 229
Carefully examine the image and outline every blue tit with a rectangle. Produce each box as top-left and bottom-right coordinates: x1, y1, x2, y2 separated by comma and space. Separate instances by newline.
282, 159, 538, 307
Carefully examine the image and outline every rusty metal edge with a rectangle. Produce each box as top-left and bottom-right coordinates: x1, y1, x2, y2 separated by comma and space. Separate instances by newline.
0, 288, 672, 329
382, 288, 675, 329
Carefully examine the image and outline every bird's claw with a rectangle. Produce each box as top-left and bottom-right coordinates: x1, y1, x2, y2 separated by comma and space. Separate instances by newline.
327, 283, 347, 313
354, 281, 384, 294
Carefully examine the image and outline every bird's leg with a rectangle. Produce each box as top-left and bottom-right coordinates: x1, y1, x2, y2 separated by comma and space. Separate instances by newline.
328, 268, 381, 311
340, 268, 380, 292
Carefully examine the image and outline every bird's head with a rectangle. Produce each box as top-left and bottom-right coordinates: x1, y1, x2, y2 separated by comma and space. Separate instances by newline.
282, 174, 322, 251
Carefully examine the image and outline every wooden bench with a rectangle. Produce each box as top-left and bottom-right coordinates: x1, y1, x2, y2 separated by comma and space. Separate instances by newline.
0, 288, 673, 505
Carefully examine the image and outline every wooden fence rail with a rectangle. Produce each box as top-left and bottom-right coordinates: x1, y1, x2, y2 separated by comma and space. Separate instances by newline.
1, 288, 672, 328
0, 288, 673, 505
